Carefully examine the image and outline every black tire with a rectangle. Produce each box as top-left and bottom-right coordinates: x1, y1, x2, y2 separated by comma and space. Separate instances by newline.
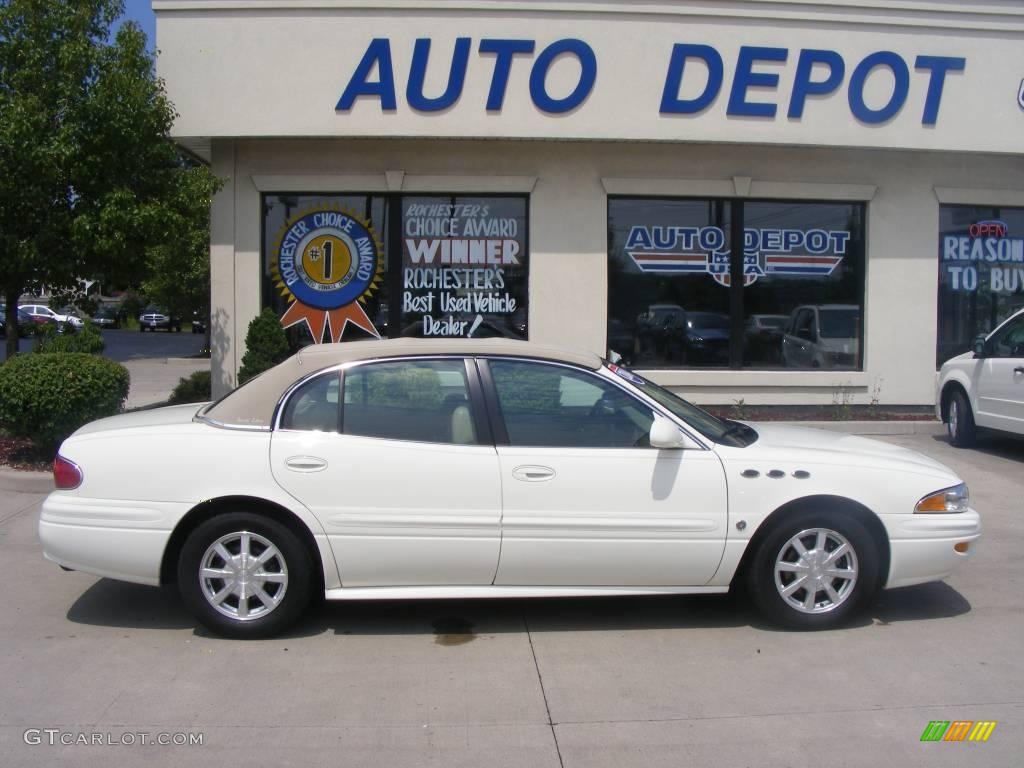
947, 389, 976, 448
746, 509, 879, 630
177, 512, 314, 639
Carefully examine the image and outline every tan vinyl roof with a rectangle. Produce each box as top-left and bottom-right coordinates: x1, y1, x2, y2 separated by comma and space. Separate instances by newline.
199, 338, 603, 429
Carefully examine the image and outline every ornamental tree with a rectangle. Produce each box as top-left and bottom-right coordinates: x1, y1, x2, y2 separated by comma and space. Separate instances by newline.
0, 0, 217, 357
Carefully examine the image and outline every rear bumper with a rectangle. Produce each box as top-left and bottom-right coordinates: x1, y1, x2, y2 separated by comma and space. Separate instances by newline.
882, 509, 981, 589
38, 493, 182, 586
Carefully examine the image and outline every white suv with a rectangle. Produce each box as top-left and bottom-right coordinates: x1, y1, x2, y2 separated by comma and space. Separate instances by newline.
937, 308, 1024, 446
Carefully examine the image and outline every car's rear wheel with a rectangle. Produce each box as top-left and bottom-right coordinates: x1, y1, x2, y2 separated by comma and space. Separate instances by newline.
947, 389, 976, 448
747, 510, 879, 629
177, 512, 314, 639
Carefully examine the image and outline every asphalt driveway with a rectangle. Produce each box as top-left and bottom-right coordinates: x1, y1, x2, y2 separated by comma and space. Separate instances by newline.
0, 432, 1021, 767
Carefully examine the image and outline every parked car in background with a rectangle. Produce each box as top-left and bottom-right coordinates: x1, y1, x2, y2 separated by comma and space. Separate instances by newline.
937, 307, 1024, 446
41, 338, 980, 638
90, 305, 121, 329
781, 304, 860, 369
139, 306, 180, 332
58, 306, 88, 329
0, 306, 44, 338
684, 311, 731, 365
19, 303, 81, 332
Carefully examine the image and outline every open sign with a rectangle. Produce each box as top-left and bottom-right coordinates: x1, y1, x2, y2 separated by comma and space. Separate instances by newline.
969, 220, 1009, 238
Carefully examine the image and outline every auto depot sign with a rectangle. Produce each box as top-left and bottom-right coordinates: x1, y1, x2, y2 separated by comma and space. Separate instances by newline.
156, 8, 1024, 153
338, 39, 965, 126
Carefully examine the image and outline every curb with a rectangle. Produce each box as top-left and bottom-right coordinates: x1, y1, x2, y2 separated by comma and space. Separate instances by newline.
123, 357, 210, 366
0, 467, 53, 495
777, 420, 946, 436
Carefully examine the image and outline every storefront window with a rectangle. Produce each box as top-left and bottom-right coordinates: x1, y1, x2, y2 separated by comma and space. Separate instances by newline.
263, 194, 389, 343
607, 199, 732, 368
263, 194, 527, 344
937, 205, 1024, 366
608, 198, 865, 370
400, 196, 527, 339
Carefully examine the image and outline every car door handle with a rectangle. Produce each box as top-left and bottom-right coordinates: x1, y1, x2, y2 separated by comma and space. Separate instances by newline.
512, 465, 556, 482
285, 456, 328, 473
1014, 367, 1024, 375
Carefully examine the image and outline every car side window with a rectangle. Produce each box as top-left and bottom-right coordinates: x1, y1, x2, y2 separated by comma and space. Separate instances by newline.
279, 372, 341, 432
342, 359, 478, 445
489, 360, 654, 448
990, 315, 1024, 358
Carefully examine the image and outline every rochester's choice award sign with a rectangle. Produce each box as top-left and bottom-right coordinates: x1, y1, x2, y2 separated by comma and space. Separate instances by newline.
272, 205, 384, 342
401, 198, 527, 337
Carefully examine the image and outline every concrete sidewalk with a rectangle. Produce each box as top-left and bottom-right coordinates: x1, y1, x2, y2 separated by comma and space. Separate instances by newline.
123, 357, 210, 410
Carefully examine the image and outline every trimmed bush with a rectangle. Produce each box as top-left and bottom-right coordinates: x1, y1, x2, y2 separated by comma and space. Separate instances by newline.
168, 369, 212, 405
33, 322, 105, 354
0, 353, 130, 454
238, 308, 290, 384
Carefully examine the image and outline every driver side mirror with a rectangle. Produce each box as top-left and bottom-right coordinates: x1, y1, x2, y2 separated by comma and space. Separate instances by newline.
649, 416, 689, 449
973, 333, 988, 358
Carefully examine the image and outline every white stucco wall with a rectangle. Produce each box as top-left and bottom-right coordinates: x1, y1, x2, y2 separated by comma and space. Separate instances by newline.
207, 137, 1024, 404
158, 1, 1024, 404
155, 1, 1024, 155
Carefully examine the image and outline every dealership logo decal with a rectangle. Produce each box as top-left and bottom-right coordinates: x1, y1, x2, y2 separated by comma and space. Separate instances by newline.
626, 226, 849, 286
920, 720, 996, 742
272, 206, 384, 342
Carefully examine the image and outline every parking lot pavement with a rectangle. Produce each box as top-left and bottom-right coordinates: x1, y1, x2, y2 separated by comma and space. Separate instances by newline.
0, 433, 1021, 767
123, 358, 209, 409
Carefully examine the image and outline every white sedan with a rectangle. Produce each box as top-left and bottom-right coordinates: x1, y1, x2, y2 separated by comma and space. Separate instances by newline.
41, 339, 980, 638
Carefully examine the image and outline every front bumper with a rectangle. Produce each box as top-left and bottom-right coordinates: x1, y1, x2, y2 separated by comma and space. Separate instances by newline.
882, 509, 981, 588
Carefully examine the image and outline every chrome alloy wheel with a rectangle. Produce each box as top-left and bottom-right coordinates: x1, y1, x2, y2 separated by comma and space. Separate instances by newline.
774, 528, 859, 614
948, 397, 960, 439
199, 531, 289, 621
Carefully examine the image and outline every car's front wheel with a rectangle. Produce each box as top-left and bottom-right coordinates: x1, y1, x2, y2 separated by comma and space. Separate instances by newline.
947, 389, 976, 448
177, 512, 314, 638
747, 510, 879, 629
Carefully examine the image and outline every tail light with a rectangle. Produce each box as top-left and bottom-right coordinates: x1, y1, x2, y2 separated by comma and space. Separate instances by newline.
53, 455, 83, 490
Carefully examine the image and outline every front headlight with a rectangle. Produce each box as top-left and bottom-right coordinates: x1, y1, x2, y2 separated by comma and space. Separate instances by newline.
915, 483, 969, 513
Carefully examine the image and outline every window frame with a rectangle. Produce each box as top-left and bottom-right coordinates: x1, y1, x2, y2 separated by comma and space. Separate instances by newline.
277, 369, 343, 433
274, 356, 493, 446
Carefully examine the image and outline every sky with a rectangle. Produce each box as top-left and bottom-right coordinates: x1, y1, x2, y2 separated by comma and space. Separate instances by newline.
112, 0, 157, 52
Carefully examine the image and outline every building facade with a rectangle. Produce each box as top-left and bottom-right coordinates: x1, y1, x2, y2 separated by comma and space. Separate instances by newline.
154, 0, 1024, 405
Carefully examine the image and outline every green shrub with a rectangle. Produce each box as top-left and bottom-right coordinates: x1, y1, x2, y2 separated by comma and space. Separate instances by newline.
0, 353, 130, 454
238, 308, 290, 384
33, 322, 105, 354
168, 369, 212, 404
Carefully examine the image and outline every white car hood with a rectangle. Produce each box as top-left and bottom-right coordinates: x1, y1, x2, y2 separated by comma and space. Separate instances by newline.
735, 423, 958, 480
70, 403, 208, 437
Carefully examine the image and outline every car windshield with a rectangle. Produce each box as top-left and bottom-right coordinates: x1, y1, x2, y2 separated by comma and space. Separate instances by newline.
760, 316, 787, 330
605, 363, 757, 447
819, 309, 859, 339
